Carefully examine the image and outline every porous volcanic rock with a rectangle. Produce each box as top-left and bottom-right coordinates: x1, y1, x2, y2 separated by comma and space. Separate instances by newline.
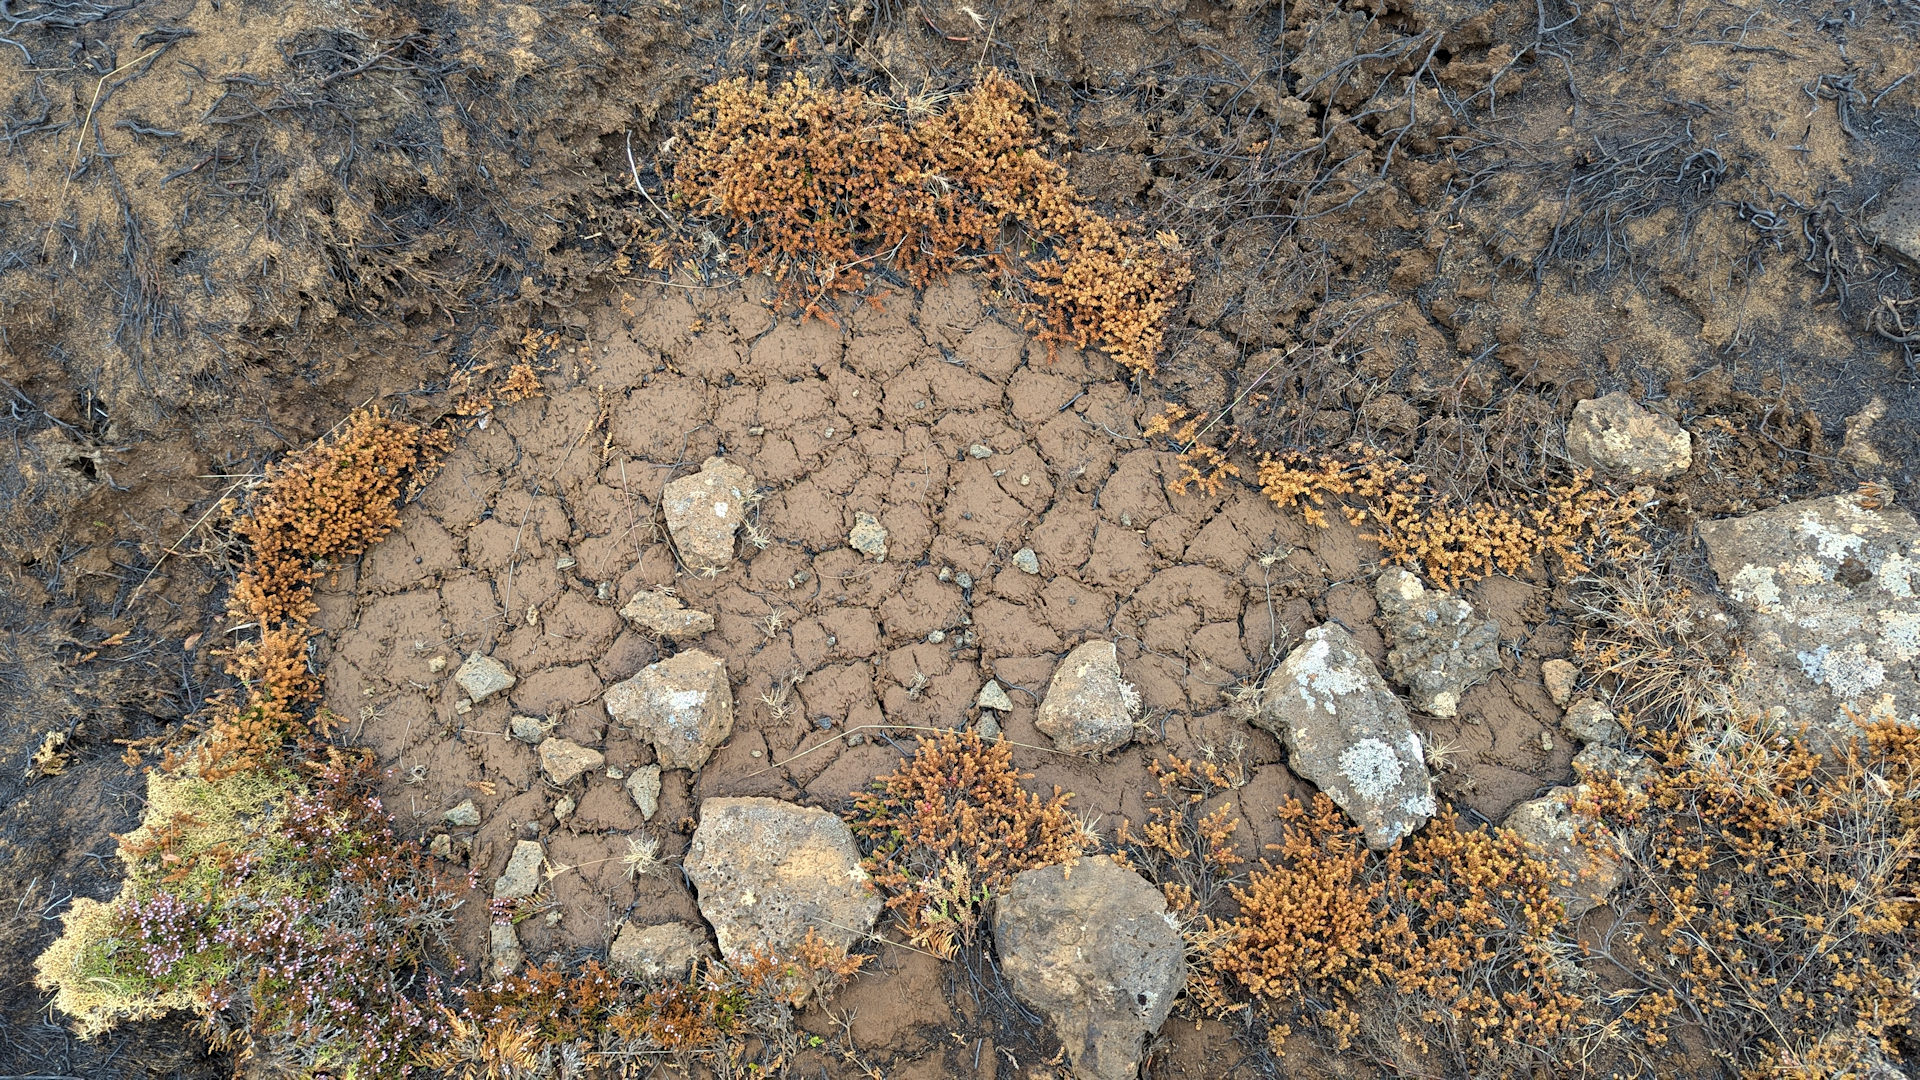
1374, 567, 1501, 718
683, 797, 881, 962
662, 456, 755, 571
1035, 641, 1140, 755
1565, 392, 1692, 479
603, 648, 734, 771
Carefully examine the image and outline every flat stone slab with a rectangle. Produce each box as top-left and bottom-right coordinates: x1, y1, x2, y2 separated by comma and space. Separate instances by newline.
619, 589, 716, 641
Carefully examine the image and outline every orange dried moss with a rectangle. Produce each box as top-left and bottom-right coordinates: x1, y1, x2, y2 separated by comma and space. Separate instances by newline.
671, 73, 1189, 374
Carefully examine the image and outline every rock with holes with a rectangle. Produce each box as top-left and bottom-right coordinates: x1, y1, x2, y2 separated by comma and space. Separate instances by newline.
620, 589, 716, 641
662, 456, 755, 571
610, 921, 715, 982
683, 797, 881, 968
1256, 624, 1435, 850
1374, 567, 1502, 718
992, 856, 1187, 1080
1699, 491, 1920, 747
604, 649, 734, 771
1036, 641, 1140, 755
455, 652, 516, 703
1565, 392, 1692, 480
538, 737, 604, 786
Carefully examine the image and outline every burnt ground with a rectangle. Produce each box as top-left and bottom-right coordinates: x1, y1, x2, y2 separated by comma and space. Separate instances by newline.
2, 0, 1917, 1076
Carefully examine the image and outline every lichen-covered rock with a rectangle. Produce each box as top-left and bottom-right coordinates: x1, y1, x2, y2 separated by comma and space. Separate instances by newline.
1503, 788, 1623, 919
603, 648, 734, 771
992, 856, 1186, 1080
848, 512, 889, 561
455, 652, 516, 703
610, 921, 714, 982
626, 764, 662, 820
619, 589, 716, 641
662, 456, 755, 571
1561, 698, 1624, 744
683, 797, 881, 963
494, 839, 545, 900
1565, 392, 1692, 479
509, 714, 551, 744
1035, 641, 1139, 755
1374, 567, 1501, 718
1699, 492, 1920, 746
1256, 624, 1435, 850
538, 737, 604, 785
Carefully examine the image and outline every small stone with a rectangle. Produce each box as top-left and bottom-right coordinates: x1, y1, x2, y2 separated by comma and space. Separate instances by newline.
1036, 641, 1140, 755
610, 921, 715, 982
846, 733, 865, 746
455, 653, 516, 703
490, 922, 525, 978
444, 799, 482, 827
606, 766, 624, 780
849, 512, 889, 561
1541, 659, 1579, 707
454, 699, 472, 715
976, 679, 1015, 712
927, 629, 946, 643
538, 737, 605, 785
1562, 698, 1625, 743
627, 765, 662, 820
1565, 392, 1692, 480
1375, 567, 1501, 719
494, 839, 545, 900
428, 655, 447, 673
1540, 731, 1555, 753
428, 833, 453, 859
620, 589, 717, 641
510, 715, 550, 744
977, 715, 1002, 741
968, 443, 993, 459
556, 555, 577, 570
661, 456, 756, 571
604, 649, 736, 771
1012, 547, 1040, 575
954, 571, 973, 589
553, 795, 576, 821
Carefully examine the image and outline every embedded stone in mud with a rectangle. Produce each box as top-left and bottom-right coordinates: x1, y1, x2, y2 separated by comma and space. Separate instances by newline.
538, 736, 604, 786
610, 921, 714, 982
1699, 491, 1920, 746
455, 652, 516, 703
1256, 624, 1435, 850
1541, 658, 1579, 707
662, 456, 756, 571
626, 764, 662, 820
1564, 392, 1692, 480
494, 839, 545, 900
1374, 567, 1501, 718
848, 511, 889, 561
1035, 640, 1140, 755
604, 648, 735, 771
976, 679, 1015, 712
444, 799, 481, 827
1561, 698, 1624, 744
619, 588, 717, 641
683, 797, 881, 964
992, 855, 1186, 1080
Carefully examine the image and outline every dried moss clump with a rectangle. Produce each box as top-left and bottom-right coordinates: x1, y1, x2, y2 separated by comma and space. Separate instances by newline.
671, 73, 1190, 374
1257, 445, 1647, 588
844, 729, 1096, 958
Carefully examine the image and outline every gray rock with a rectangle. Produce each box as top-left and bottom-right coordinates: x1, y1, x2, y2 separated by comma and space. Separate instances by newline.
553, 794, 576, 821
626, 764, 662, 820
1699, 492, 1920, 746
1013, 547, 1040, 575
494, 839, 545, 900
1374, 567, 1501, 718
1867, 177, 1920, 269
610, 921, 714, 982
992, 856, 1187, 1080
619, 589, 716, 641
683, 797, 882, 965
976, 679, 1015, 712
538, 737, 605, 785
444, 799, 482, 827
509, 714, 551, 744
1541, 659, 1579, 707
1574, 743, 1654, 787
489, 922, 525, 978
1035, 641, 1140, 755
849, 512, 889, 561
1503, 788, 1624, 919
1562, 698, 1624, 743
1256, 625, 1436, 850
662, 456, 755, 571
455, 652, 516, 703
968, 443, 993, 459
1565, 392, 1692, 480
604, 649, 735, 771
976, 714, 1002, 741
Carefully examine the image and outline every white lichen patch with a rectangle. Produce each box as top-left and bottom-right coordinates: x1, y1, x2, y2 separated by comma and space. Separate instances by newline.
1338, 738, 1406, 801
1728, 563, 1782, 611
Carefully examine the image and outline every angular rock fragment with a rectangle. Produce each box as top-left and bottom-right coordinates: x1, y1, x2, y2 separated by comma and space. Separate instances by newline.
490, 922, 525, 978
1503, 788, 1623, 919
455, 652, 516, 703
848, 512, 888, 561
619, 589, 716, 641
1565, 392, 1692, 479
604, 649, 735, 771
537, 737, 604, 785
444, 799, 481, 827
1541, 659, 1579, 707
976, 679, 1014, 712
509, 714, 550, 743
626, 764, 662, 820
683, 797, 881, 964
1561, 698, 1624, 744
1035, 641, 1139, 755
1012, 547, 1040, 574
494, 839, 545, 900
1256, 624, 1435, 849
992, 856, 1186, 1080
1374, 567, 1501, 718
1699, 491, 1920, 746
610, 921, 714, 982
662, 456, 755, 571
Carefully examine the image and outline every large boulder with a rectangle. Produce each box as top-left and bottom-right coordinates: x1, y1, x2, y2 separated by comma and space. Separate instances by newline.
1698, 492, 1920, 746
1565, 392, 1692, 480
1035, 641, 1140, 755
1256, 625, 1435, 849
662, 456, 755, 571
683, 797, 881, 962
992, 856, 1187, 1080
604, 649, 735, 771
1374, 567, 1501, 718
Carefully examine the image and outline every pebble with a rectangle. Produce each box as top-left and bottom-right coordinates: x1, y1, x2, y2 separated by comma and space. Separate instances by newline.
1013, 548, 1040, 575
968, 444, 993, 459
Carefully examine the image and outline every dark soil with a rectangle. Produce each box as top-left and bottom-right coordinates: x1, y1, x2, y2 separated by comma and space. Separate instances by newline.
3, 0, 1917, 1075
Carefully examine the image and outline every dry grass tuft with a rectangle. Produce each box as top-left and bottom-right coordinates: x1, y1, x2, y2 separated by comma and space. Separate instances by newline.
670, 73, 1190, 374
